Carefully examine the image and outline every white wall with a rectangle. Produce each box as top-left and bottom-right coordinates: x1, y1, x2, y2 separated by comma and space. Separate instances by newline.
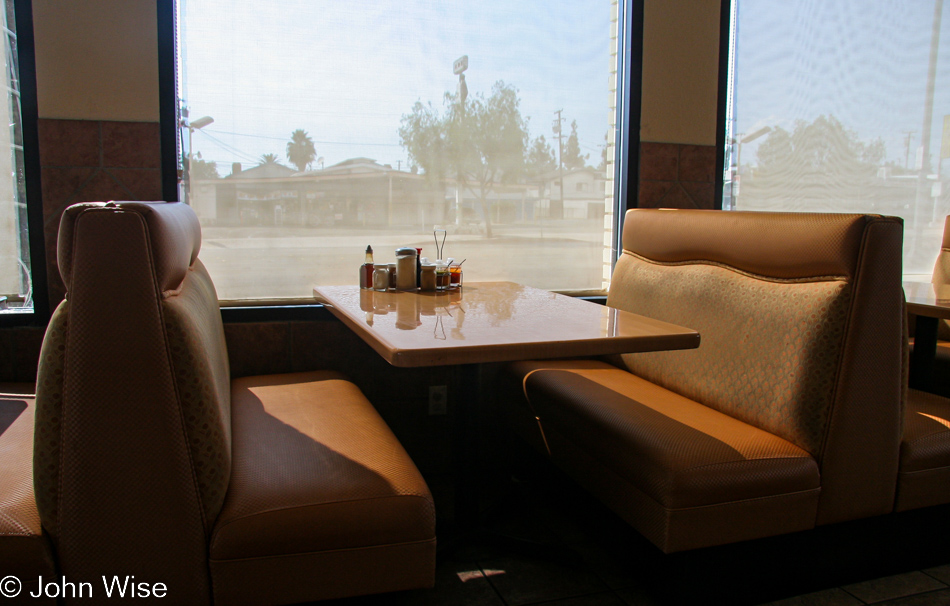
640, 0, 722, 145
32, 0, 159, 121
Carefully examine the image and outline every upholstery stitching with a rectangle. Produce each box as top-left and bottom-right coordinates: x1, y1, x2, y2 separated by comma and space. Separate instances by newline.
679, 455, 817, 475
817, 218, 872, 464
208, 537, 437, 564
209, 493, 434, 551
664, 487, 823, 513
623, 251, 849, 285
899, 466, 950, 475
133, 207, 211, 537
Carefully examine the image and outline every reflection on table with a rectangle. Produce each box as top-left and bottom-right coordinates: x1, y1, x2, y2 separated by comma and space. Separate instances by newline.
359, 287, 465, 336
314, 282, 700, 368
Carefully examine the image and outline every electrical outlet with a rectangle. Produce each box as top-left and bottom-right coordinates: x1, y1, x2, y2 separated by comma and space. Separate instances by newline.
428, 385, 448, 415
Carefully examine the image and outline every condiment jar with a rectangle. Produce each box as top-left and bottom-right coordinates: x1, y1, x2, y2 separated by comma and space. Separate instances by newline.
395, 247, 418, 290
420, 263, 437, 291
435, 261, 450, 290
359, 245, 374, 289
373, 265, 390, 291
387, 263, 397, 289
449, 264, 462, 288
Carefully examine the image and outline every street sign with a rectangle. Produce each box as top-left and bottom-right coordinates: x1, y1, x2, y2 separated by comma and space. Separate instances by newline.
453, 55, 468, 75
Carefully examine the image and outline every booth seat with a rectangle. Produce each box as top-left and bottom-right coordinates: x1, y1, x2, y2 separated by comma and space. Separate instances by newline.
0, 385, 55, 605
32, 202, 435, 605
502, 209, 906, 553
898, 215, 950, 510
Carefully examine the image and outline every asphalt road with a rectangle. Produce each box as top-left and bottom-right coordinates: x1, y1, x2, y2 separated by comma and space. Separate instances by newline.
200, 220, 612, 301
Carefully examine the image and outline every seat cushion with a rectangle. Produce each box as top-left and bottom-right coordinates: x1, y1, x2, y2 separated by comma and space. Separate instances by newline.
512, 360, 821, 509
210, 371, 435, 605
0, 386, 56, 602
896, 389, 950, 511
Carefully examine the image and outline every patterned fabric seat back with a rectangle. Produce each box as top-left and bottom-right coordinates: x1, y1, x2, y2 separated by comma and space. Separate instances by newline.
34, 202, 230, 605
606, 209, 904, 525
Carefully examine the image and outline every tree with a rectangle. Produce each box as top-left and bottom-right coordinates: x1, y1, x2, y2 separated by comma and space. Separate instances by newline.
182, 152, 218, 181
755, 115, 884, 182
399, 101, 447, 181
526, 135, 557, 177
286, 129, 316, 172
749, 115, 886, 207
400, 80, 528, 238
259, 153, 281, 165
562, 120, 588, 170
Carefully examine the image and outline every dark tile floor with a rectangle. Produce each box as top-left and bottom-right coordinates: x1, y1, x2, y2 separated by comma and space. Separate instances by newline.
317, 449, 950, 606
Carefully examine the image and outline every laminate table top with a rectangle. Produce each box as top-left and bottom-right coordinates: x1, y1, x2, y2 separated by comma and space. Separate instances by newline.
904, 281, 950, 321
313, 282, 700, 368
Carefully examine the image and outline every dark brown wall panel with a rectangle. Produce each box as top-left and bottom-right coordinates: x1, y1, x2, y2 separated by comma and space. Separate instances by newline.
38, 118, 163, 309
638, 142, 717, 209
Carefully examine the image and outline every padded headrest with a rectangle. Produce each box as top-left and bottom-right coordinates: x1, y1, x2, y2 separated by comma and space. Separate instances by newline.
58, 202, 202, 293
621, 209, 902, 280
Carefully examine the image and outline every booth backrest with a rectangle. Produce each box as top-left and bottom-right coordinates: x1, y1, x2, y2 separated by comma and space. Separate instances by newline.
34, 202, 230, 604
606, 209, 905, 524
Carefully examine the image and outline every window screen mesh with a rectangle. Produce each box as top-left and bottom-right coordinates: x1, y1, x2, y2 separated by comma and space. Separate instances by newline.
179, 0, 622, 301
0, 0, 29, 313
725, 0, 949, 276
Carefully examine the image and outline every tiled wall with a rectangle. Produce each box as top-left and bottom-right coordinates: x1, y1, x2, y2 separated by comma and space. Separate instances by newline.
0, 324, 44, 384
38, 118, 163, 308
0, 119, 163, 384
638, 141, 718, 209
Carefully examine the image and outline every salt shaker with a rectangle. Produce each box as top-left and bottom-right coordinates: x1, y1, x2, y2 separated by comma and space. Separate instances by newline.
395, 247, 418, 290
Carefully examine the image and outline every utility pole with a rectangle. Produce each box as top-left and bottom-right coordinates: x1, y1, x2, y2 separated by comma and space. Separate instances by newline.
553, 109, 565, 220
453, 55, 469, 227
903, 131, 916, 170
914, 0, 943, 232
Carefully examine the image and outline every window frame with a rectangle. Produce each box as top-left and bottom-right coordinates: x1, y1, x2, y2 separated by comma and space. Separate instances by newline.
715, 0, 732, 211
158, 0, 643, 319
0, 0, 48, 328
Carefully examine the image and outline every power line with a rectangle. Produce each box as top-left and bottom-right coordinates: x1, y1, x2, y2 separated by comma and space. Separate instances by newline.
201, 128, 402, 147
196, 130, 259, 163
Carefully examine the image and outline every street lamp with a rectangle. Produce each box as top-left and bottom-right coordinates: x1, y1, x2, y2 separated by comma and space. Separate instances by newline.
734, 127, 771, 180
180, 114, 214, 204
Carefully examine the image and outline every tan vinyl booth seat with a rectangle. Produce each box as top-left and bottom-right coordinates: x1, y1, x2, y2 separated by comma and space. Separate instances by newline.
34, 202, 435, 605
501, 209, 905, 553
0, 385, 55, 605
898, 388, 950, 511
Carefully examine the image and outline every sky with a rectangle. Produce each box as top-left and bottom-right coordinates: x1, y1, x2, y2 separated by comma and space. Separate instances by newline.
179, 0, 613, 172
733, 0, 950, 171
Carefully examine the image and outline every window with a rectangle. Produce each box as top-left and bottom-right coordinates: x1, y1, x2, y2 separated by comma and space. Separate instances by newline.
176, 0, 631, 302
724, 0, 949, 276
0, 0, 36, 316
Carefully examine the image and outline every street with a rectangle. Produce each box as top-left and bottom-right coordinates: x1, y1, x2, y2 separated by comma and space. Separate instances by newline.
200, 219, 610, 301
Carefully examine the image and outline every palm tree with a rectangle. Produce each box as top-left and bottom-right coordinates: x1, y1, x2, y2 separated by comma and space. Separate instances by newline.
259, 153, 280, 165
286, 129, 317, 172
